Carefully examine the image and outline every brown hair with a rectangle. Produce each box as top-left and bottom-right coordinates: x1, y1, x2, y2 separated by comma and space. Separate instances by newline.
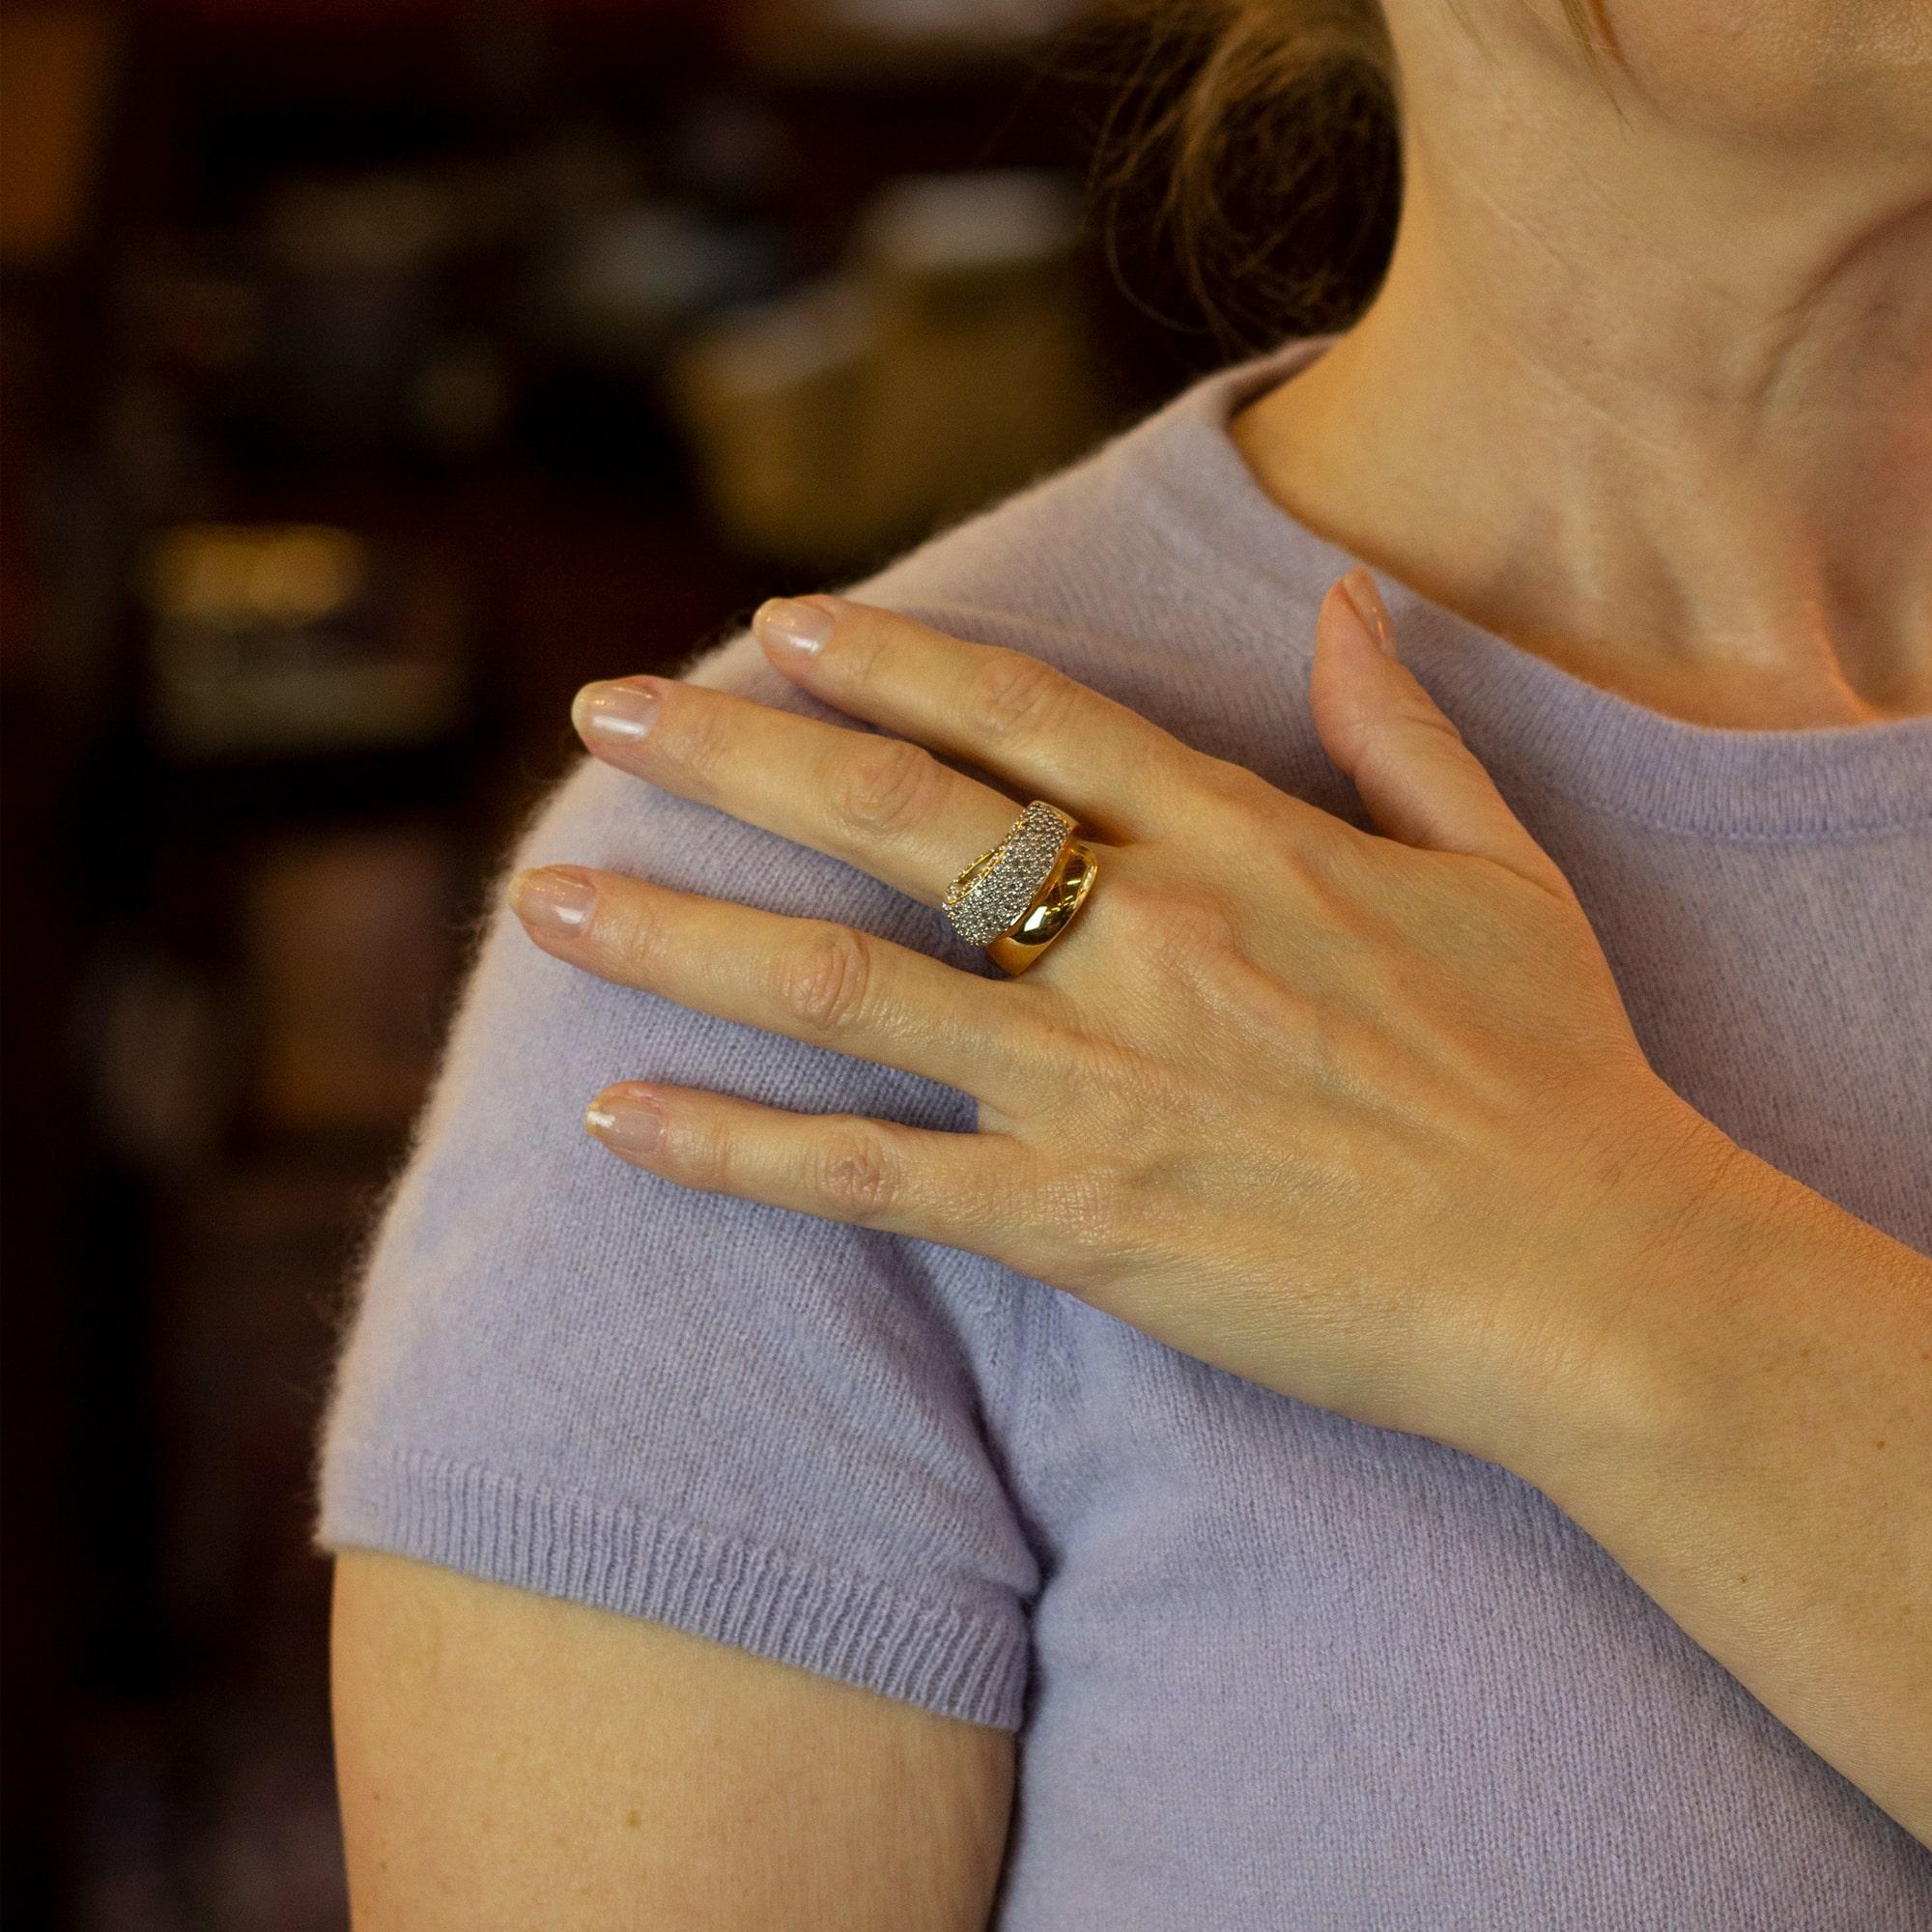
1088, 0, 1614, 351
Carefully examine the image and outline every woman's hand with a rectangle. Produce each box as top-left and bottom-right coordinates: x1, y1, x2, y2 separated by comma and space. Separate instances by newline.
507, 570, 1740, 1479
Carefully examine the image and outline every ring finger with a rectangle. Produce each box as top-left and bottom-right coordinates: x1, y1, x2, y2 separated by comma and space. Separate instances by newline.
506, 862, 1058, 1117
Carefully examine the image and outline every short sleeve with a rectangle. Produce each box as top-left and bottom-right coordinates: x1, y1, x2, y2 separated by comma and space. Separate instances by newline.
311, 625, 1040, 1730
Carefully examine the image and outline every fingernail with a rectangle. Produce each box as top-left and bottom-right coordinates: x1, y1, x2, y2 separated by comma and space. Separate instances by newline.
585, 1084, 665, 1158
509, 867, 596, 937
1339, 568, 1399, 658
573, 678, 661, 746
754, 596, 837, 657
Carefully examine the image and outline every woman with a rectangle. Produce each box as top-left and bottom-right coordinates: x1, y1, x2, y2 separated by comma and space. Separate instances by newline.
316, 0, 1932, 1923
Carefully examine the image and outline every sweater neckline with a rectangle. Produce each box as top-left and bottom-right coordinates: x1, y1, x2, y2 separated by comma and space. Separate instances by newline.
1144, 338, 1932, 840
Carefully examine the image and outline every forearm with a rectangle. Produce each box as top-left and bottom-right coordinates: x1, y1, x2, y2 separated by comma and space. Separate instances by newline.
1529, 1138, 1932, 1844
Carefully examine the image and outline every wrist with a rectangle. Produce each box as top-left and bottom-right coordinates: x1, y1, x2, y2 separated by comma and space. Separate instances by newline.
1499, 1094, 1797, 1499
1513, 1096, 1926, 1514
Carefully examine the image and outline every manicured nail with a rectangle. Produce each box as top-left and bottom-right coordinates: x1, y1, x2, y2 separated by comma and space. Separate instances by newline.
1339, 567, 1398, 658
585, 1085, 665, 1158
509, 867, 596, 937
573, 678, 661, 746
754, 596, 837, 657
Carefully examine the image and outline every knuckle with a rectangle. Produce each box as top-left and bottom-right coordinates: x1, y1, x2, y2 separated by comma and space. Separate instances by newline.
1095, 870, 1254, 994
769, 921, 875, 1035
966, 647, 1073, 744
1150, 895, 1247, 984
1165, 766, 1349, 900
1258, 819, 1338, 895
810, 1121, 904, 1221
1362, 707, 1462, 781
664, 1109, 732, 1192
666, 693, 736, 784
836, 609, 895, 686
1026, 1164, 1132, 1293
1302, 996, 1354, 1086
1228, 805, 1353, 907
593, 891, 672, 980
1088, 867, 1170, 947
1401, 697, 1465, 745
1197, 756, 1283, 821
835, 736, 945, 837
1108, 870, 1234, 952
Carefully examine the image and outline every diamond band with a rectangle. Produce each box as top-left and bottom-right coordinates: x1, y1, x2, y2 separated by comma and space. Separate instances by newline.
942, 800, 1076, 945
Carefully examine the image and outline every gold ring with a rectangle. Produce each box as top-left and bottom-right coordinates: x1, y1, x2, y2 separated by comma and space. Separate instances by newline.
987, 838, 1099, 975
941, 799, 1100, 977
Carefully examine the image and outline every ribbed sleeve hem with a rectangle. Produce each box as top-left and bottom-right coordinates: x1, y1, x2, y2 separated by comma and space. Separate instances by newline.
315, 1438, 1029, 1730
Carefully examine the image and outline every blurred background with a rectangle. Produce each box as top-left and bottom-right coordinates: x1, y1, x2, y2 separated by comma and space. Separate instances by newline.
0, 1, 1390, 1923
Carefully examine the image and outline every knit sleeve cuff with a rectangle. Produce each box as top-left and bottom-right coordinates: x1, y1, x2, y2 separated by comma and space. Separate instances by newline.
314, 1436, 1030, 1731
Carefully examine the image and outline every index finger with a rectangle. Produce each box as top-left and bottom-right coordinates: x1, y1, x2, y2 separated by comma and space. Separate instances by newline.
751, 594, 1268, 844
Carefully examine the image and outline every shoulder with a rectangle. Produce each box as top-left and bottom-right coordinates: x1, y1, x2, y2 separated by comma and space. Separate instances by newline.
641, 343, 1356, 838
311, 344, 1346, 1735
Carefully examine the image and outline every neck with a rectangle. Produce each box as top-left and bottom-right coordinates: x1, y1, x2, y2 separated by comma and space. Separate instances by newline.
1233, 43, 1932, 727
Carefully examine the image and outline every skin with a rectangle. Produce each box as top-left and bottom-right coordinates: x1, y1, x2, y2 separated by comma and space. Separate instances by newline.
538, 582, 1735, 1470
332, 1551, 1010, 1930
332, 1, 1932, 1918
1234, 0, 1932, 727
541, 581, 1929, 1823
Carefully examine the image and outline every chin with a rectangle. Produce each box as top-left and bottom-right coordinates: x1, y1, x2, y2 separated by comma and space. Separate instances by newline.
1596, 0, 1932, 156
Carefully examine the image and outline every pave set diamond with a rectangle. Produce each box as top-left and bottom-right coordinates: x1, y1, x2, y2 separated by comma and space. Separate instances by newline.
942, 800, 1076, 945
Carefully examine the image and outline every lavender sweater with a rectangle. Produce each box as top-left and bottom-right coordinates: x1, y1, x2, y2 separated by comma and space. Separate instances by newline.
313, 339, 1932, 1926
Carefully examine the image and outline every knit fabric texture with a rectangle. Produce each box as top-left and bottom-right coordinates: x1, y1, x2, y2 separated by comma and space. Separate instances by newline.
313, 338, 1932, 1927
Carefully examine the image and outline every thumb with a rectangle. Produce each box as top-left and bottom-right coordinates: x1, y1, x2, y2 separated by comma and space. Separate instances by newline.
1310, 568, 1575, 901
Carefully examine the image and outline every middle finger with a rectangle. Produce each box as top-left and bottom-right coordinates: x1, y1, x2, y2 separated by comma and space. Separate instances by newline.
574, 672, 1049, 911
506, 861, 1054, 1115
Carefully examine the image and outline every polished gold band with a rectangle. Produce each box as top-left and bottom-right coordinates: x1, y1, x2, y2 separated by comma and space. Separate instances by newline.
986, 838, 1099, 976
942, 798, 1099, 976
